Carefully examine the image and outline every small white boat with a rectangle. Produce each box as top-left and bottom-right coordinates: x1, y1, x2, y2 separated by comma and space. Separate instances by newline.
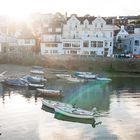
30, 66, 45, 75
78, 74, 96, 79
42, 99, 72, 111
56, 74, 71, 79
74, 71, 92, 76
22, 75, 47, 83
28, 83, 45, 89
66, 76, 85, 82
55, 106, 96, 119
37, 89, 63, 97
96, 77, 112, 81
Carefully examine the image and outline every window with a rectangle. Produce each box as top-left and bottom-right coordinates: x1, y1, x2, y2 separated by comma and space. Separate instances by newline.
85, 23, 88, 28
48, 28, 52, 32
83, 41, 89, 47
110, 32, 112, 37
98, 41, 103, 47
90, 51, 96, 55
45, 43, 57, 47
72, 43, 80, 47
135, 40, 139, 46
101, 23, 103, 28
76, 32, 79, 38
104, 48, 109, 51
110, 42, 112, 46
45, 50, 48, 53
70, 50, 77, 54
83, 51, 89, 55
53, 50, 58, 53
91, 41, 96, 47
95, 23, 97, 28
64, 43, 71, 47
105, 41, 108, 46
56, 28, 61, 32
25, 40, 30, 44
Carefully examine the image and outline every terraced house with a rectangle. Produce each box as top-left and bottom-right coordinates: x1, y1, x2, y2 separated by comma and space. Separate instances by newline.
40, 14, 119, 56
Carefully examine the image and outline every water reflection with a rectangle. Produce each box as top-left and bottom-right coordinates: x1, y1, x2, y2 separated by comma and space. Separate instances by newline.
47, 79, 111, 112
0, 76, 140, 140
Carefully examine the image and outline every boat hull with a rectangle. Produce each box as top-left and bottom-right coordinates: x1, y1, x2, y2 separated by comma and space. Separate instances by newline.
42, 100, 72, 110
37, 89, 63, 98
55, 107, 94, 119
55, 112, 95, 124
28, 84, 44, 90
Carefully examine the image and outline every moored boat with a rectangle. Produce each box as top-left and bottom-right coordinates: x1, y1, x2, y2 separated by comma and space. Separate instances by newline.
65, 76, 85, 82
56, 74, 71, 79
54, 112, 99, 127
37, 88, 64, 98
55, 106, 96, 119
96, 77, 112, 81
74, 71, 92, 76
74, 71, 97, 79
77, 74, 97, 79
42, 99, 72, 112
21, 75, 47, 83
28, 83, 45, 90
2, 78, 28, 87
30, 66, 45, 75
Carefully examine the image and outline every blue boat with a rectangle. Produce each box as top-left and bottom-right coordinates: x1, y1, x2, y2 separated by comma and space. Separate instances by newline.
2, 78, 28, 87
21, 75, 47, 84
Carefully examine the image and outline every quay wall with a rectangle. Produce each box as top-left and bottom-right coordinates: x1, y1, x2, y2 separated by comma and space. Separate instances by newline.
0, 53, 140, 73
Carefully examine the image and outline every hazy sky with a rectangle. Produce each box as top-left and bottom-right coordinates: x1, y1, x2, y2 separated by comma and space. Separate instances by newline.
0, 0, 139, 19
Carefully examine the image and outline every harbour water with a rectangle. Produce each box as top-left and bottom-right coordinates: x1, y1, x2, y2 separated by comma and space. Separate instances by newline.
0, 66, 140, 140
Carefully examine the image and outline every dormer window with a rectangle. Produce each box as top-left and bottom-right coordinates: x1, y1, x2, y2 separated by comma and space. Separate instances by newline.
101, 23, 103, 28
95, 23, 97, 28
110, 32, 112, 37
85, 23, 87, 28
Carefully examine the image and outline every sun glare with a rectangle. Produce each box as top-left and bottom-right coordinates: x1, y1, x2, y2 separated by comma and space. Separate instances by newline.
6, 11, 29, 21
0, 0, 33, 21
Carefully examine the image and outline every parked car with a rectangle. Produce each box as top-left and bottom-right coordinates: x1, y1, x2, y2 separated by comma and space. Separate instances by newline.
115, 53, 136, 58
135, 55, 140, 58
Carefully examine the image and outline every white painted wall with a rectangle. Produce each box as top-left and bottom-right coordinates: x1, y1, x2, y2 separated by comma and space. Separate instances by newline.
40, 16, 115, 56
17, 39, 36, 46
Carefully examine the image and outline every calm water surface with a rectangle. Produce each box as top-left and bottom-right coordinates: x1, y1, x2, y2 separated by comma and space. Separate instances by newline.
0, 76, 140, 140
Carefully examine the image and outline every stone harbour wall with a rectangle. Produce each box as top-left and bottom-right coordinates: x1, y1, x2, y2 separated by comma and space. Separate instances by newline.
0, 53, 140, 73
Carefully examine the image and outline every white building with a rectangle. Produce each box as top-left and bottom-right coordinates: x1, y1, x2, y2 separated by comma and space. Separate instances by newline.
40, 15, 118, 56
0, 33, 17, 53
16, 35, 36, 54
40, 22, 63, 55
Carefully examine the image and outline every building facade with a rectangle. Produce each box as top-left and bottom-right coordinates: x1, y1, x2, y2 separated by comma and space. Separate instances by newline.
40, 15, 118, 56
40, 22, 63, 55
123, 30, 140, 54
